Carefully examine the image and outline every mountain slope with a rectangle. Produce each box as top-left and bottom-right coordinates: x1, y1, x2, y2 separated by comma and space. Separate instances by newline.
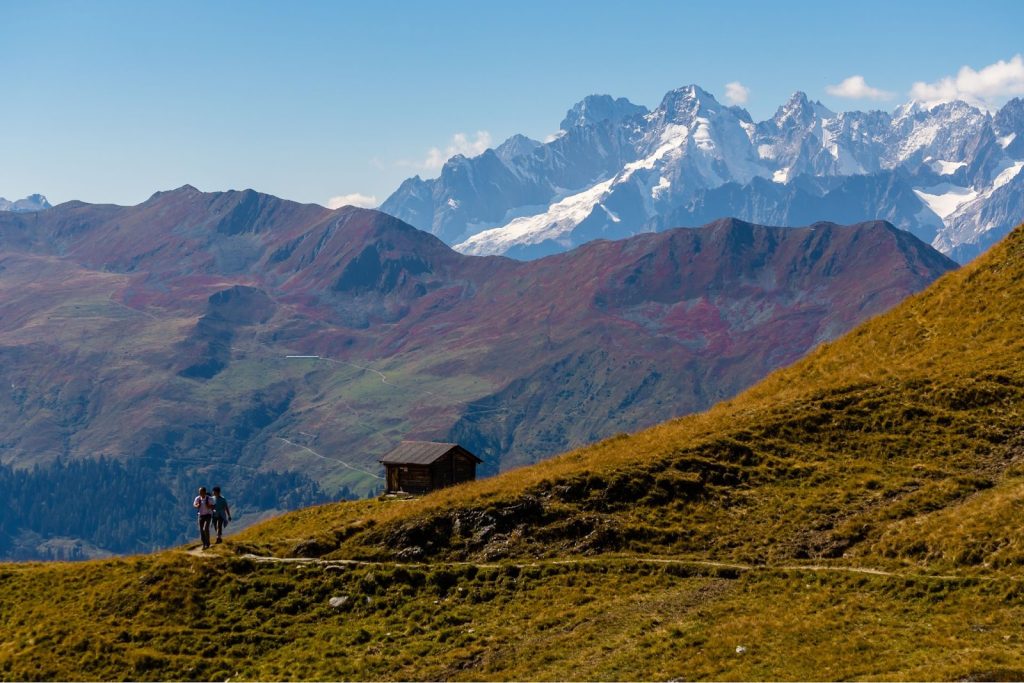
239, 223, 1024, 567
447, 218, 954, 470
0, 188, 955, 557
383, 88, 1024, 262
0, 225, 1022, 679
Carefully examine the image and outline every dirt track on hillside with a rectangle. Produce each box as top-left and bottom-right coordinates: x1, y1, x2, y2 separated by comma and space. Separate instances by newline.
181, 547, 983, 583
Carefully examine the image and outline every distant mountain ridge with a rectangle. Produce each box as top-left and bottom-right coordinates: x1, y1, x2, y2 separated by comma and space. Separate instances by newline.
381, 87, 1024, 262
0, 193, 50, 212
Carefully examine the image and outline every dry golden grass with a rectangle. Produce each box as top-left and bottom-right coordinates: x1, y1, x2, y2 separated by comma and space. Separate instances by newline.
234, 228, 1024, 568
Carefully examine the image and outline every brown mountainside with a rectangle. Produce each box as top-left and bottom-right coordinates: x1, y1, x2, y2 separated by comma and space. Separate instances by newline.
0, 186, 955, 555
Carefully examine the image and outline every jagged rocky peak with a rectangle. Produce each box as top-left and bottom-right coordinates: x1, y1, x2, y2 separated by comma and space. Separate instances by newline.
0, 193, 52, 212
494, 134, 542, 164
931, 99, 990, 123
438, 150, 484, 181
895, 98, 986, 124
654, 84, 729, 124
995, 97, 1024, 135
727, 105, 754, 124
994, 98, 1024, 155
559, 94, 648, 131
773, 91, 834, 127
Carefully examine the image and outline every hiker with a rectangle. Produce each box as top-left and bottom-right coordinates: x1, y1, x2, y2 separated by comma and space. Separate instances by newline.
211, 486, 232, 544
193, 486, 215, 549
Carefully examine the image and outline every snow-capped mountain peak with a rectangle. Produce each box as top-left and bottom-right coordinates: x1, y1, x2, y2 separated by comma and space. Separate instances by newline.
772, 91, 835, 129
382, 85, 1024, 263
0, 193, 51, 212
559, 94, 648, 131
652, 84, 724, 126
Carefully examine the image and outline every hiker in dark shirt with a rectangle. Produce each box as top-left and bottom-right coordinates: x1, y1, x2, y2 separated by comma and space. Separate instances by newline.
193, 486, 215, 549
211, 486, 232, 544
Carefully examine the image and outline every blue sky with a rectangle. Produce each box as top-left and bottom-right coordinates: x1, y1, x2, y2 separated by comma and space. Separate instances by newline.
2, 0, 1023, 207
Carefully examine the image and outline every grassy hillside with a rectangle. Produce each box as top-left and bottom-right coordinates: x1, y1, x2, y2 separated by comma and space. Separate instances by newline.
234, 223, 1024, 573
2, 225, 1024, 680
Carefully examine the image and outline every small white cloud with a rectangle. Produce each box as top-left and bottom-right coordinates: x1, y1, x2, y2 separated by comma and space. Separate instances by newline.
400, 130, 493, 172
825, 75, 894, 101
909, 54, 1024, 110
543, 130, 566, 143
326, 193, 378, 209
724, 81, 750, 105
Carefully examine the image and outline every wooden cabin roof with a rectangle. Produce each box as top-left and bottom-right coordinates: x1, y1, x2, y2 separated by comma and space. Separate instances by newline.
379, 440, 483, 465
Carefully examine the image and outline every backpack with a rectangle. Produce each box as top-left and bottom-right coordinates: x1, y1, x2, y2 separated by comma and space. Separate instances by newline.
198, 495, 214, 514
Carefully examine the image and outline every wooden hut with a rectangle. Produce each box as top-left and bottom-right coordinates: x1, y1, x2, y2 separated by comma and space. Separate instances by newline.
380, 441, 482, 494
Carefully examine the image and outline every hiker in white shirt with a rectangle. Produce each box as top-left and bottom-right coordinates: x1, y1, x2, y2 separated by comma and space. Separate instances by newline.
193, 486, 215, 549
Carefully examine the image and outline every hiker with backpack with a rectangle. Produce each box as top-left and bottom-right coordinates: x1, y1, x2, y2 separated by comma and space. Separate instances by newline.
193, 486, 215, 549
211, 486, 232, 544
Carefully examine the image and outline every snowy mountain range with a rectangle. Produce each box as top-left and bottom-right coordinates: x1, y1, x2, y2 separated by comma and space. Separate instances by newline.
0, 194, 50, 212
381, 86, 1024, 262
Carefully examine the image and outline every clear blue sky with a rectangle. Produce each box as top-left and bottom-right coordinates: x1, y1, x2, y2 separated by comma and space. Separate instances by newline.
2, 0, 1022, 207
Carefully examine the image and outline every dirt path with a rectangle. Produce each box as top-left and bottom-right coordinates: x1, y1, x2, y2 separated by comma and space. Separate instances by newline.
275, 436, 384, 480
196, 551, 980, 583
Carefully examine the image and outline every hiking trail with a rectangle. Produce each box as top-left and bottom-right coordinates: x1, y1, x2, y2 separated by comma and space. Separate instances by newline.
182, 548, 987, 583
